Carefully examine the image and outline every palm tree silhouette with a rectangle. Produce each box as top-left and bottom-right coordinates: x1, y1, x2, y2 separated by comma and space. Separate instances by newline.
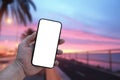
0, 0, 36, 30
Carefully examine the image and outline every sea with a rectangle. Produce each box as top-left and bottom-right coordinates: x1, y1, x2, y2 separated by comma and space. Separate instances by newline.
61, 53, 120, 71
1, 53, 120, 72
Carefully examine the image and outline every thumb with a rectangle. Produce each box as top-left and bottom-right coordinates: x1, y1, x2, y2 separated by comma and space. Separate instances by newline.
23, 32, 36, 46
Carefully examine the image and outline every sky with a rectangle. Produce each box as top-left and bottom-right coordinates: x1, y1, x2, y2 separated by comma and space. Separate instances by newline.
0, 0, 120, 53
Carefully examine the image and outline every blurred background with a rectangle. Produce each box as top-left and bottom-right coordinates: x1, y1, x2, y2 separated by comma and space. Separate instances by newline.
0, 0, 120, 80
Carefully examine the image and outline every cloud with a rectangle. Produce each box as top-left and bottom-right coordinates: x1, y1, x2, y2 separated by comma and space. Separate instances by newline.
1, 20, 120, 53
1, 24, 37, 41
59, 28, 120, 52
61, 28, 120, 43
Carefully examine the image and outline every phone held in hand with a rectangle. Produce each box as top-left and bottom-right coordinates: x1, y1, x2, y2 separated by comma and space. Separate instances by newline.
32, 19, 62, 68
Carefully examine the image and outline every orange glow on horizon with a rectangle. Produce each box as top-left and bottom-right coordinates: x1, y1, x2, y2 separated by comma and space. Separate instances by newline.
63, 49, 82, 53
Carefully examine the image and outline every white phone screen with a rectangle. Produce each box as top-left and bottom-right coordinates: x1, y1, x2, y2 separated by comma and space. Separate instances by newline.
32, 19, 62, 68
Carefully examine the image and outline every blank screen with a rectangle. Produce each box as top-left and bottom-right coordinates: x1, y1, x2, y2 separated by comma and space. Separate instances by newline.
32, 19, 62, 68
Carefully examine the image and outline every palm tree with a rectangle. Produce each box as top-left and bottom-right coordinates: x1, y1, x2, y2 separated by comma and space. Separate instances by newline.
0, 0, 36, 30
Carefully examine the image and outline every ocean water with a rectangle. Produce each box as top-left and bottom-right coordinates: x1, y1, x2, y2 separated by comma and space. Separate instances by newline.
62, 53, 120, 71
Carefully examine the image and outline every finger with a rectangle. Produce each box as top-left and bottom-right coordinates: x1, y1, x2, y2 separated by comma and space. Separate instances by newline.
57, 49, 63, 55
58, 39, 65, 45
29, 41, 35, 47
30, 42, 35, 50
23, 32, 36, 46
55, 60, 59, 66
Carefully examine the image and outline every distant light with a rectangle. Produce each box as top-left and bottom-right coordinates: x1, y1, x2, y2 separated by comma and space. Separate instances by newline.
63, 49, 82, 53
15, 42, 19, 47
6, 18, 12, 24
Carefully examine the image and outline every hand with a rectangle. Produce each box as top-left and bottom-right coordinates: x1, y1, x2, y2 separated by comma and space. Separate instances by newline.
16, 32, 64, 76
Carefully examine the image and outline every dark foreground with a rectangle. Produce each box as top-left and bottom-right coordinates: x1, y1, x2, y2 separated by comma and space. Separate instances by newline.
1, 56, 120, 80
57, 58, 120, 80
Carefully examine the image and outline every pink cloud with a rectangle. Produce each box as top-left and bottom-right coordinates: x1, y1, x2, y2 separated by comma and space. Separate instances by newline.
61, 28, 120, 43
59, 28, 120, 52
1, 24, 37, 40
59, 41, 120, 52
1, 22, 120, 53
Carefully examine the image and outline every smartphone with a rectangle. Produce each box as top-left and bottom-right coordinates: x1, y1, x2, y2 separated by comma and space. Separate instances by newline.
32, 19, 62, 68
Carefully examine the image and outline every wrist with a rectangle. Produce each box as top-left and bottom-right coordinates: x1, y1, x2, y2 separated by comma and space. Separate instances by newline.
0, 61, 25, 80
14, 60, 26, 79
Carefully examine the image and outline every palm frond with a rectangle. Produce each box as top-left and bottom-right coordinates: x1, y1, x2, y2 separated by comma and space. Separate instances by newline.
28, 0, 37, 11
0, 0, 36, 31
0, 4, 7, 30
17, 7, 27, 26
18, 1, 32, 22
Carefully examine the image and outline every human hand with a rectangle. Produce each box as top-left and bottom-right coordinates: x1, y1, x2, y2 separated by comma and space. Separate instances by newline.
15, 32, 64, 76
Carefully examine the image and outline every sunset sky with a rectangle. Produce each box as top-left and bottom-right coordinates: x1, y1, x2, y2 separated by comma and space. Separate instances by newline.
0, 0, 120, 53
